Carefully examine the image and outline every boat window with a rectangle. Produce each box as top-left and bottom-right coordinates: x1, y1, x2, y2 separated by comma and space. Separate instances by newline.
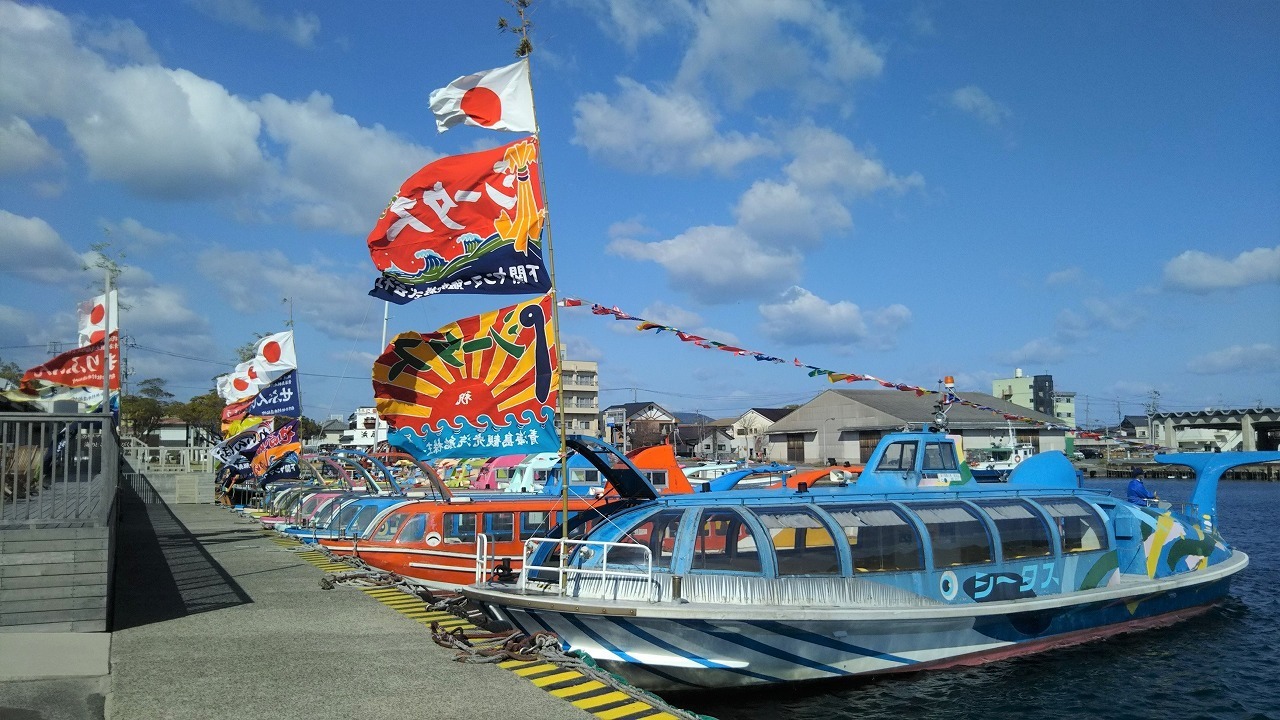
394, 514, 427, 544
907, 503, 993, 567
333, 504, 361, 531
1039, 498, 1108, 553
644, 470, 668, 488
568, 468, 600, 486
350, 505, 383, 536
484, 512, 515, 542
444, 512, 477, 543
370, 512, 407, 541
521, 510, 555, 539
692, 509, 762, 574
877, 442, 918, 471
922, 443, 958, 471
974, 500, 1053, 560
827, 505, 923, 573
610, 509, 684, 569
752, 507, 840, 576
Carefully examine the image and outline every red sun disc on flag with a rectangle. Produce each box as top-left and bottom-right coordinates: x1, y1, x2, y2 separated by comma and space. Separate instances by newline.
233, 378, 249, 391
90, 304, 105, 324
247, 365, 257, 380
263, 341, 281, 364
90, 330, 105, 344
461, 86, 501, 127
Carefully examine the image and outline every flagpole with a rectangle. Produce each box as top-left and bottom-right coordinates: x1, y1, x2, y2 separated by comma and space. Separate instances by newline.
101, 268, 111, 419
520, 45, 571, 591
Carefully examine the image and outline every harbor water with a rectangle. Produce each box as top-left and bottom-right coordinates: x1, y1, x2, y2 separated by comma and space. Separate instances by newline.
678, 478, 1279, 720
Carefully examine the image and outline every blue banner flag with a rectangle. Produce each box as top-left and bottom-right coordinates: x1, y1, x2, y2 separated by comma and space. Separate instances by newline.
246, 370, 301, 418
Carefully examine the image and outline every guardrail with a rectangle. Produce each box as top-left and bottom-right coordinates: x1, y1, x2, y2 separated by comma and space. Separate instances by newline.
1, 412, 120, 528
120, 443, 215, 472
519, 537, 653, 596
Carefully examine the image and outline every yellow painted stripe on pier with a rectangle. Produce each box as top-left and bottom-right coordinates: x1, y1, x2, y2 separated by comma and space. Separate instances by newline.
571, 691, 631, 710
511, 663, 560, 677
548, 680, 606, 698
498, 659, 542, 670
529, 670, 583, 687
633, 713, 680, 720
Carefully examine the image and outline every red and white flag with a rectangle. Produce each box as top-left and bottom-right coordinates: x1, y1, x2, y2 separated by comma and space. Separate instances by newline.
429, 60, 536, 133
78, 290, 118, 347
217, 360, 264, 404
21, 333, 120, 391
250, 330, 296, 385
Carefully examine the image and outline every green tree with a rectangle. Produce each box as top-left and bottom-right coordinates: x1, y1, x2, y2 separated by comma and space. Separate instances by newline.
121, 377, 173, 444
0, 356, 22, 385
299, 416, 323, 442
174, 390, 224, 444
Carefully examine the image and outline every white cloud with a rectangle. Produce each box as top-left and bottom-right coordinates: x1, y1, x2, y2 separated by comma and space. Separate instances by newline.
638, 302, 739, 344
0, 210, 84, 284
675, 0, 884, 107
253, 92, 437, 233
0, 303, 40, 348
189, 0, 320, 47
573, 78, 773, 174
0, 4, 435, 233
1162, 245, 1280, 294
0, 116, 58, 174
733, 179, 851, 249
1045, 266, 1082, 286
758, 286, 911, 348
949, 85, 1011, 127
573, 0, 695, 53
561, 334, 604, 363
1080, 297, 1139, 332
81, 17, 159, 64
782, 125, 924, 195
608, 225, 801, 303
1000, 338, 1068, 366
1187, 344, 1280, 375
100, 217, 178, 250
197, 247, 378, 342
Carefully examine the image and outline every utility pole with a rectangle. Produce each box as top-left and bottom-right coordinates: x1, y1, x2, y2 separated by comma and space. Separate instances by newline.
1144, 390, 1162, 450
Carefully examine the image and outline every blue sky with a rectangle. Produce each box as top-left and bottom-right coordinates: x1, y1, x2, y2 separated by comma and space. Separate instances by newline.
1, 0, 1277, 426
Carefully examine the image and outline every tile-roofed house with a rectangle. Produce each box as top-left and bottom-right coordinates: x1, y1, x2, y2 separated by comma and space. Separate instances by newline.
601, 401, 678, 452
763, 389, 1067, 465
726, 407, 795, 461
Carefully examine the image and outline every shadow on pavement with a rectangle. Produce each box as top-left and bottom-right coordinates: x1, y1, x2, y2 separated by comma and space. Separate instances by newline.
111, 475, 252, 631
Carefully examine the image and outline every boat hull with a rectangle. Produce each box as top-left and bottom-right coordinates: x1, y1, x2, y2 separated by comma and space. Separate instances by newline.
470, 552, 1244, 692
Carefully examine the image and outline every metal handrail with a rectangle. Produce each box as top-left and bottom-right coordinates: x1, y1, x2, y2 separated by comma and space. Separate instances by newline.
519, 537, 653, 596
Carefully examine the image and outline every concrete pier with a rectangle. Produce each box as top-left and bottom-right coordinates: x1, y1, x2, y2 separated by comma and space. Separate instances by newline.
1, 482, 595, 720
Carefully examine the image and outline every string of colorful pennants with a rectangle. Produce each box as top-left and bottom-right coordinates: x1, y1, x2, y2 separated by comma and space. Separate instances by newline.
559, 296, 1092, 434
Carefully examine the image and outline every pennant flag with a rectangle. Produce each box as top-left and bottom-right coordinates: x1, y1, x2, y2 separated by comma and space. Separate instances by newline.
367, 137, 550, 304
429, 60, 536, 133
246, 370, 301, 419
21, 333, 120, 391
252, 419, 301, 477
560, 298, 583, 307
221, 397, 252, 435
78, 290, 118, 347
373, 294, 558, 460
211, 420, 274, 466
225, 415, 269, 438
260, 450, 301, 484
250, 330, 296, 385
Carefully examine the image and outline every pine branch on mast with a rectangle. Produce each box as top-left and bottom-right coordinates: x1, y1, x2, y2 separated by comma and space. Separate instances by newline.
497, 0, 534, 57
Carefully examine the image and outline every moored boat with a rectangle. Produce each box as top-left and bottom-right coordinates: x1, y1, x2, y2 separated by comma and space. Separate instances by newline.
463, 427, 1275, 691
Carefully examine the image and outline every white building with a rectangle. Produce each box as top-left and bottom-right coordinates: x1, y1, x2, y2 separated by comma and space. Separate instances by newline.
558, 359, 600, 436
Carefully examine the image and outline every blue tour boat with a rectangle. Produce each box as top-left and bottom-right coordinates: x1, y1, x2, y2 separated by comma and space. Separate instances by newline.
463, 429, 1275, 691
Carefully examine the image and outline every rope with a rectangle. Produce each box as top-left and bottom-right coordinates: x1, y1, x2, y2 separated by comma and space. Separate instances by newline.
439, 630, 713, 720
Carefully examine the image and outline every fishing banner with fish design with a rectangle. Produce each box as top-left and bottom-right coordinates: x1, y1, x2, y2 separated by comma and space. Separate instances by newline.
372, 294, 558, 460
366, 137, 551, 304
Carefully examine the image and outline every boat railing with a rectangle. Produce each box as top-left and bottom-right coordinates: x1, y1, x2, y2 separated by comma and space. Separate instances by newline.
474, 533, 495, 584
519, 537, 654, 598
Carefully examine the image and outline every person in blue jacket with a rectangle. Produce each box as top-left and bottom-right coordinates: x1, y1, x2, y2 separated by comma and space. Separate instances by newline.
1126, 468, 1157, 506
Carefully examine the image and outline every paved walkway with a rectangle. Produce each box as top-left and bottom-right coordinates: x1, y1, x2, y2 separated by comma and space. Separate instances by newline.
105, 492, 596, 720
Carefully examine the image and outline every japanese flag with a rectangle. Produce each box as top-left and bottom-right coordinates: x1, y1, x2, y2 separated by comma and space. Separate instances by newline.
78, 290, 118, 347
251, 330, 296, 385
429, 60, 536, 133
217, 360, 264, 404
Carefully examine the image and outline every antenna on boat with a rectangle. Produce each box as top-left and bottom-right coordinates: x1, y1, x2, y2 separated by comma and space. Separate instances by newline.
932, 376, 956, 431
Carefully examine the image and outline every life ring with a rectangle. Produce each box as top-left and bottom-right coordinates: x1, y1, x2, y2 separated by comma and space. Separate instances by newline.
425, 532, 442, 547
1014, 455, 1022, 464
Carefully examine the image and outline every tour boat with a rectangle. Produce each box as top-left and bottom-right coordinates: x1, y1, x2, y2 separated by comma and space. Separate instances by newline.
463, 429, 1273, 691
